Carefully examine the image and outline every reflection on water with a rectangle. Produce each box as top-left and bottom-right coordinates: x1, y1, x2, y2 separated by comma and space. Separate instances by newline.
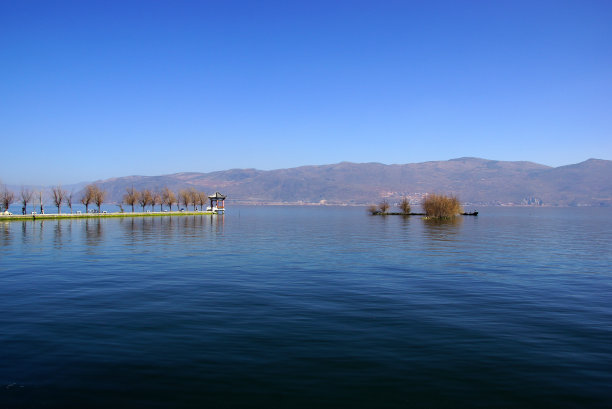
21, 221, 27, 244
53, 220, 63, 248
423, 216, 463, 227
84, 218, 103, 249
1, 215, 225, 251
421, 216, 463, 242
118, 214, 225, 243
1, 222, 10, 246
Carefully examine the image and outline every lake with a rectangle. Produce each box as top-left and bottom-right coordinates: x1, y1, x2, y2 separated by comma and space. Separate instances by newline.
1, 206, 611, 408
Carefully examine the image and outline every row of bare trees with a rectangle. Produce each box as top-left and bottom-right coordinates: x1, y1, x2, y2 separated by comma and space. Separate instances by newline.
1, 182, 210, 215
51, 186, 76, 214
123, 187, 207, 212
79, 184, 107, 213
42, 184, 105, 214
1, 184, 54, 215
0, 183, 105, 214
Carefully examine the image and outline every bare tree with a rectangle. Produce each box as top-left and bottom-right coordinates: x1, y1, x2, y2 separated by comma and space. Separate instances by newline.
196, 191, 207, 211
123, 186, 140, 212
139, 189, 152, 212
66, 191, 74, 213
37, 190, 45, 214
161, 187, 176, 211
20, 188, 33, 214
151, 191, 162, 212
179, 189, 191, 210
52, 185, 67, 214
1, 184, 15, 213
93, 186, 107, 213
189, 188, 198, 211
168, 190, 177, 211
80, 185, 95, 213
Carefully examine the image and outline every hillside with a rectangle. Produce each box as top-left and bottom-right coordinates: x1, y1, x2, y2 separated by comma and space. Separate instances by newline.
84, 158, 612, 206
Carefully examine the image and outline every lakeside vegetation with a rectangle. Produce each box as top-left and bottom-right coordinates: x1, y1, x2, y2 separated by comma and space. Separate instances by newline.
0, 182, 216, 217
2, 180, 470, 221
422, 194, 463, 218
369, 194, 465, 219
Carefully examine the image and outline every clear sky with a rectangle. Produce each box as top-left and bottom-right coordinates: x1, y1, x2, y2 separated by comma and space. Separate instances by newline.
1, 0, 611, 185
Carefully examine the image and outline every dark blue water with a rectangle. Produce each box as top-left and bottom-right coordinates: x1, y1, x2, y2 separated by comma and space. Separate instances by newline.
1, 207, 611, 408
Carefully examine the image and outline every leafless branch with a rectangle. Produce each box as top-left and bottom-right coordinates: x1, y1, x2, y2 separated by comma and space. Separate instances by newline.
20, 188, 33, 213
123, 186, 140, 212
52, 185, 67, 214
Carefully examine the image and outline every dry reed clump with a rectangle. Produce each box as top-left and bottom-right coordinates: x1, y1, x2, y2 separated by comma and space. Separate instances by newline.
378, 200, 390, 214
399, 197, 411, 214
367, 204, 379, 215
367, 200, 390, 215
422, 194, 462, 218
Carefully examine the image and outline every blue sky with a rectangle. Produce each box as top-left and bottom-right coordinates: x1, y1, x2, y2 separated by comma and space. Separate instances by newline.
1, 0, 611, 185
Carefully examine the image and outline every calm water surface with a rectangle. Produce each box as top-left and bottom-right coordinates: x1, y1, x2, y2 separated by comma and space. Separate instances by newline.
1, 206, 611, 408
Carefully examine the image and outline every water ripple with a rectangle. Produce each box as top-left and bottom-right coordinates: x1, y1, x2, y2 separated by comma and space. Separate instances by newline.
1, 207, 611, 408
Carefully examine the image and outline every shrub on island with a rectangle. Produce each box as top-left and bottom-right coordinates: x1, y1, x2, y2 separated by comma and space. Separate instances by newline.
422, 194, 462, 218
367, 200, 390, 215
399, 197, 411, 214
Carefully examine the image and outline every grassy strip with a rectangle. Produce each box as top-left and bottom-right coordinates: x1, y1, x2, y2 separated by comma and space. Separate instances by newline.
0, 211, 217, 221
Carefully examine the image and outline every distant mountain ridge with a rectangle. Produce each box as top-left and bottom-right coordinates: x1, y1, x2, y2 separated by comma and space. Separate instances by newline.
81, 157, 612, 207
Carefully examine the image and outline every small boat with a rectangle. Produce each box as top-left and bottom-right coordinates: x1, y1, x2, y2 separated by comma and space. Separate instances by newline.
461, 211, 478, 216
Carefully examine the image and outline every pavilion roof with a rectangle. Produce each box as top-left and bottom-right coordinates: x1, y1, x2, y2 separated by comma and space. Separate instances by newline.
208, 192, 226, 200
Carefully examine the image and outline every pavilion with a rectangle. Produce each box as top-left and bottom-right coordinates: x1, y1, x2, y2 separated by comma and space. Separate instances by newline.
208, 192, 226, 214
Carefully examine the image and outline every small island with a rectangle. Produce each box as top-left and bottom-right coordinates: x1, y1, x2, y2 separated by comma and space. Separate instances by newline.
368, 194, 478, 219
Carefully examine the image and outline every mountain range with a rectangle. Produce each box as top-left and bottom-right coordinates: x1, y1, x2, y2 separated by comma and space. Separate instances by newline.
75, 157, 611, 207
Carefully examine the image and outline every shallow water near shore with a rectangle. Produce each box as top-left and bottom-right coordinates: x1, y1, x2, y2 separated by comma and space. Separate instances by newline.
1, 206, 611, 408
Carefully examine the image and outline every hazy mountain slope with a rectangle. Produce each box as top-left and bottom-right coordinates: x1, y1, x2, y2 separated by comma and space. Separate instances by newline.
86, 158, 611, 206
529, 159, 612, 206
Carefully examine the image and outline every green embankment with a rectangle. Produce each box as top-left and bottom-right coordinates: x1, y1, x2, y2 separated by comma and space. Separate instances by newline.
0, 211, 217, 221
